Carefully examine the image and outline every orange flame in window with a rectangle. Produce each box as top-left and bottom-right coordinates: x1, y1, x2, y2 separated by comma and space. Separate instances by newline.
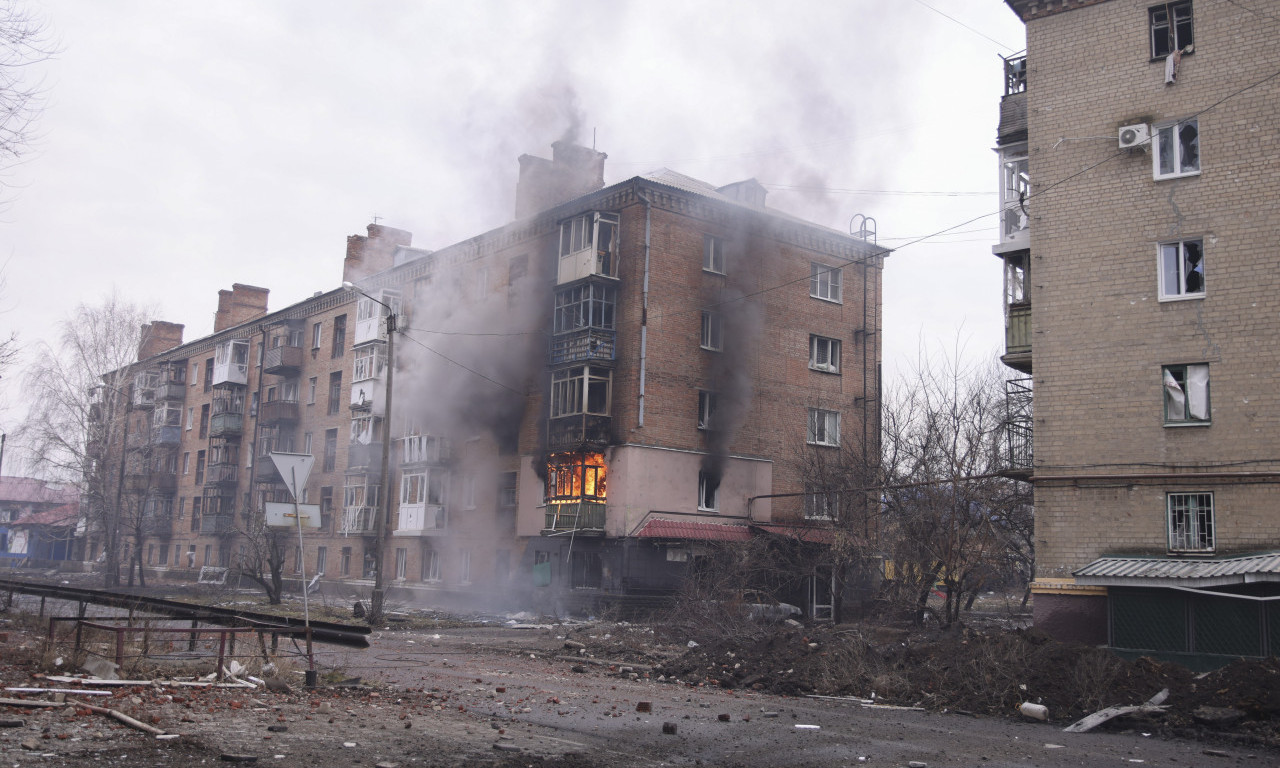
548, 452, 606, 503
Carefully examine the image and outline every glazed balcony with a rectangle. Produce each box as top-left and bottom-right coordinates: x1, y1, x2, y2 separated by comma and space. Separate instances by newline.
212, 339, 250, 387
547, 414, 611, 452
394, 503, 446, 537
151, 425, 181, 446
543, 501, 606, 535
210, 412, 244, 437
155, 382, 186, 401
263, 344, 304, 376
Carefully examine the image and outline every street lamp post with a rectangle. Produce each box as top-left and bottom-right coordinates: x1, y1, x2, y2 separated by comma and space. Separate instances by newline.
341, 281, 396, 624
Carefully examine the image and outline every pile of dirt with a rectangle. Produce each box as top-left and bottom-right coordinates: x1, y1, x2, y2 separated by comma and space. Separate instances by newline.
654, 621, 1280, 745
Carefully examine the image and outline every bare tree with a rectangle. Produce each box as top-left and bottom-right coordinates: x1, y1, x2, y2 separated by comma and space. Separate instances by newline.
878, 349, 1029, 625
19, 293, 152, 587
233, 519, 291, 605
0, 1, 54, 190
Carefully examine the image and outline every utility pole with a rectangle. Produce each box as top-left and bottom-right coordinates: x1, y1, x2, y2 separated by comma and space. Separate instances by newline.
342, 282, 396, 625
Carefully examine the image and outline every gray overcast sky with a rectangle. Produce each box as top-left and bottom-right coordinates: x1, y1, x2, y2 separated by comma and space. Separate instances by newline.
0, 0, 1024, 434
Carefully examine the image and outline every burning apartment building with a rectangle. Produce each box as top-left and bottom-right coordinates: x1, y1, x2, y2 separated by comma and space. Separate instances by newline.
83, 141, 886, 617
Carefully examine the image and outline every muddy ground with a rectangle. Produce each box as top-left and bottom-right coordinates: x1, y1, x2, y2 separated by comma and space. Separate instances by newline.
1, 588, 1278, 766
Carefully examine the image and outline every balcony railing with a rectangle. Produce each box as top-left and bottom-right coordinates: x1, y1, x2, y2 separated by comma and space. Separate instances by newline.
154, 382, 185, 401
395, 503, 446, 535
547, 414, 611, 452
550, 328, 616, 365
262, 345, 304, 376
210, 412, 244, 437
151, 425, 181, 445
342, 506, 376, 535
199, 514, 235, 534
543, 501, 606, 534
205, 463, 239, 485
1005, 304, 1031, 356
143, 513, 173, 538
1003, 377, 1033, 475
258, 399, 300, 424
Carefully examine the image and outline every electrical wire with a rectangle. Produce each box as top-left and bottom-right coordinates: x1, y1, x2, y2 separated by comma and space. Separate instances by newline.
910, 0, 1023, 53
395, 329, 525, 396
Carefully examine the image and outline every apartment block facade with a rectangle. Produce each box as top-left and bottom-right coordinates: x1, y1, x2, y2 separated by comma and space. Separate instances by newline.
998, 0, 1280, 664
88, 142, 884, 616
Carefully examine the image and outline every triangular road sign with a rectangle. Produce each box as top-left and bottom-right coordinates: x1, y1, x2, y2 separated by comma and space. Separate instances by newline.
269, 452, 315, 501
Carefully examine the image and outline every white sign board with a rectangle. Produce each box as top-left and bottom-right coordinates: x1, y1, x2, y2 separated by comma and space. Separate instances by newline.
265, 502, 322, 529
269, 452, 315, 500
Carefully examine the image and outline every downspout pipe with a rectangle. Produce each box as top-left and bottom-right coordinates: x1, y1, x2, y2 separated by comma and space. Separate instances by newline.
636, 186, 652, 428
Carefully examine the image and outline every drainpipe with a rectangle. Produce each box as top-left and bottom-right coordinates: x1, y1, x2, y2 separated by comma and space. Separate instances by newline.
636, 187, 652, 427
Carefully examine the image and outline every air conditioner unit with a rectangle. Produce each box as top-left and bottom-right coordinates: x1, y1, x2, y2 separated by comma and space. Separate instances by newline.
1118, 123, 1150, 149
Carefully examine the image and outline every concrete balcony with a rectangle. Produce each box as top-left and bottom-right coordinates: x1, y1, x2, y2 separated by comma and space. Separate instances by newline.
155, 382, 186, 401
543, 501, 605, 535
346, 442, 383, 474
258, 399, 300, 425
151, 425, 181, 446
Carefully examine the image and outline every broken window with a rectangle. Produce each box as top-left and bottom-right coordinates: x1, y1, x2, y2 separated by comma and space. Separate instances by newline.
558, 212, 619, 279
1168, 492, 1213, 552
340, 547, 351, 576
1154, 118, 1199, 179
810, 262, 843, 303
700, 311, 723, 351
1163, 363, 1210, 424
999, 145, 1030, 241
809, 335, 841, 373
395, 548, 407, 580
553, 282, 616, 334
698, 390, 718, 431
698, 471, 719, 512
499, 471, 518, 508
550, 366, 611, 418
1150, 2, 1193, 60
703, 235, 726, 274
331, 315, 346, 358
323, 428, 338, 471
1158, 239, 1204, 299
807, 408, 841, 446
1005, 253, 1029, 307
353, 346, 385, 382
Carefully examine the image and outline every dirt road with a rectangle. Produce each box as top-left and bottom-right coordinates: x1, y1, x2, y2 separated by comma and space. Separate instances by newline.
3, 616, 1269, 768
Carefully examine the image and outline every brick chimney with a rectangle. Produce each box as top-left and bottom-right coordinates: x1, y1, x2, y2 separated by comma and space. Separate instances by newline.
137, 321, 185, 361
213, 284, 270, 333
343, 223, 413, 284
514, 141, 607, 219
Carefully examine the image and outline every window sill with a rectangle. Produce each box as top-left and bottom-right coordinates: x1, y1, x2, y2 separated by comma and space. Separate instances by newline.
809, 295, 843, 305
700, 346, 722, 353
806, 441, 840, 448
809, 365, 841, 375
1163, 420, 1210, 428
1157, 293, 1204, 303
1153, 170, 1200, 182
703, 268, 726, 277
1166, 549, 1214, 556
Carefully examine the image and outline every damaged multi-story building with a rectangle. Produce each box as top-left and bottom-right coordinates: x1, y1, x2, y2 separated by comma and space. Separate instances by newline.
84, 142, 886, 616
996, 0, 1280, 665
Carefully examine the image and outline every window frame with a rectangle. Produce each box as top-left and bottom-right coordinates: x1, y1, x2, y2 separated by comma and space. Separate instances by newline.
804, 484, 839, 520
697, 390, 718, 431
698, 471, 719, 512
1157, 238, 1204, 301
1153, 118, 1200, 180
700, 311, 723, 351
809, 334, 842, 373
807, 408, 841, 447
1149, 1, 1193, 60
1162, 363, 1210, 425
703, 234, 726, 275
311, 322, 322, 350
1167, 491, 1214, 553
810, 262, 843, 303
549, 365, 611, 418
